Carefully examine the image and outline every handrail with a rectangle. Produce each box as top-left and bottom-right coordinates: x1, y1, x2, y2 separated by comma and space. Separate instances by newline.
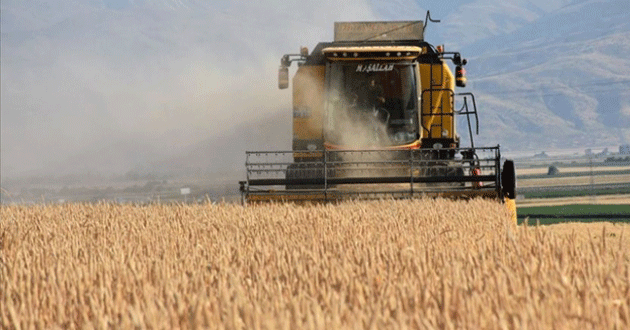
242, 146, 502, 202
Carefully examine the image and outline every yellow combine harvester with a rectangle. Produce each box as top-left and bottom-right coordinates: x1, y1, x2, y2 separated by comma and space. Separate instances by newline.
239, 14, 516, 217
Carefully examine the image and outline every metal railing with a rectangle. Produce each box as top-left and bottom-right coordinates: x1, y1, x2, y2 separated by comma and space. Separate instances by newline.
240, 146, 502, 202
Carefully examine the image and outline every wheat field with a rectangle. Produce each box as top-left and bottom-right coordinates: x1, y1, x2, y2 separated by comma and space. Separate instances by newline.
1, 199, 629, 329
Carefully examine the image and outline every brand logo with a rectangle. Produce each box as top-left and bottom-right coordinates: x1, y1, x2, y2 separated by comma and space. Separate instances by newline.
356, 63, 394, 73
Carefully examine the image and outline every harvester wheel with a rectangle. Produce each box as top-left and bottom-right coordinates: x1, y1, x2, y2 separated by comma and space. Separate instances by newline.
501, 160, 516, 199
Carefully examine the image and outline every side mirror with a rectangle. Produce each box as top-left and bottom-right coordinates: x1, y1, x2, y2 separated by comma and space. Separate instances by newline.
278, 66, 289, 89
455, 65, 466, 88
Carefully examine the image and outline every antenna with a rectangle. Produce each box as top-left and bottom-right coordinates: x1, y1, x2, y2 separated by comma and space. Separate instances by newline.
424, 10, 441, 31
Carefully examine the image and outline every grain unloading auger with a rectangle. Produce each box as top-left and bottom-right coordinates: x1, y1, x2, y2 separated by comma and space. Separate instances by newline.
239, 14, 517, 218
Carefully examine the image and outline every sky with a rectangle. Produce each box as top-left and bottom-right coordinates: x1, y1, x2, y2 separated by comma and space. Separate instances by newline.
1, 0, 379, 178
2, 0, 628, 180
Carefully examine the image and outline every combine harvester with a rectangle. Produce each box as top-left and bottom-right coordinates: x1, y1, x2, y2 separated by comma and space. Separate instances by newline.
239, 13, 516, 218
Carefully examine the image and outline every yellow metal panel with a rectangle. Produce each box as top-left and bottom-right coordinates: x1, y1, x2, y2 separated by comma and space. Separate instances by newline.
505, 198, 517, 225
324, 140, 420, 150
293, 66, 325, 141
293, 119, 318, 138
328, 57, 419, 61
322, 46, 424, 61
440, 63, 455, 139
322, 46, 424, 53
418, 62, 455, 139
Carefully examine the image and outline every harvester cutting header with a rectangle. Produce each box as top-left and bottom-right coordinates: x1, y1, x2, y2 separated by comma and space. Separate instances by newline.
240, 13, 516, 212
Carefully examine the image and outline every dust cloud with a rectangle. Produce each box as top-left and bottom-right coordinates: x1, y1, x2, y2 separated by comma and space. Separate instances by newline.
327, 97, 393, 149
0, 1, 378, 180
322, 85, 402, 181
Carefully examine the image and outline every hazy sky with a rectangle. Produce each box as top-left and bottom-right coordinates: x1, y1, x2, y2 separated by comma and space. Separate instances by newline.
2, 0, 628, 180
1, 0, 378, 177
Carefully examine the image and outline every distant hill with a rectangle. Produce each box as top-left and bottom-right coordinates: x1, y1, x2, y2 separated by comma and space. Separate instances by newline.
373, 0, 573, 48
1, 0, 629, 179
464, 0, 630, 151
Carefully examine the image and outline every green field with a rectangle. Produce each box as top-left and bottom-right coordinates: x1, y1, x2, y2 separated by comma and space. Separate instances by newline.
520, 186, 630, 199
517, 204, 630, 225
518, 169, 630, 180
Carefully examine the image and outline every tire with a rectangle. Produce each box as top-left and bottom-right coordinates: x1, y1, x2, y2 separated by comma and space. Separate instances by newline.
501, 160, 516, 199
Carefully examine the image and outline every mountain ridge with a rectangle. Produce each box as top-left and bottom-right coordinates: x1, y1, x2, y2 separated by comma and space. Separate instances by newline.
2, 0, 629, 178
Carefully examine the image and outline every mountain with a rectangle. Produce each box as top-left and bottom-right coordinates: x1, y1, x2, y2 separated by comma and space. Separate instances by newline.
462, 0, 630, 151
372, 0, 573, 48
1, 0, 629, 180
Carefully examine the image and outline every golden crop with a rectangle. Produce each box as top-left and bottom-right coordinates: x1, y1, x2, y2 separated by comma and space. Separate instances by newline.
1, 199, 629, 329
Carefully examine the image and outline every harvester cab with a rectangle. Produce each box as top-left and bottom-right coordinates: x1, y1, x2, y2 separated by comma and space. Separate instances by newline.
240, 13, 516, 216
